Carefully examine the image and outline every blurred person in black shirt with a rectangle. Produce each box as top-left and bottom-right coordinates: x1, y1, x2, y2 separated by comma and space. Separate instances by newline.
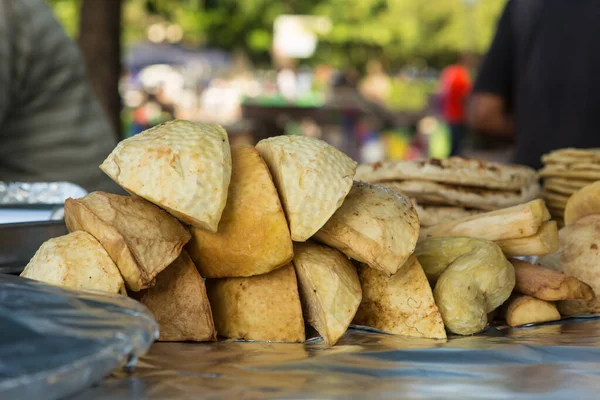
469, 0, 600, 169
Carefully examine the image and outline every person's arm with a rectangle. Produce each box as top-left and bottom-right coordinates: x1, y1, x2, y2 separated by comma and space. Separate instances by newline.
469, 0, 515, 139
469, 93, 514, 137
0, 0, 120, 192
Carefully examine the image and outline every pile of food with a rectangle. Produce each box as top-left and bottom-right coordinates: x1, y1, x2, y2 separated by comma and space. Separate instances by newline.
18, 121, 600, 346
539, 180, 600, 316
540, 148, 600, 226
355, 157, 540, 227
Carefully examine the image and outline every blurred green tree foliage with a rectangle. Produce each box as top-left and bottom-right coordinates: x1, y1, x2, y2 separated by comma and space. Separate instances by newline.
47, 0, 507, 70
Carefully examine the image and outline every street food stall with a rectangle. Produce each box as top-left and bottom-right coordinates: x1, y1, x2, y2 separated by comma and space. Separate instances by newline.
3, 124, 600, 399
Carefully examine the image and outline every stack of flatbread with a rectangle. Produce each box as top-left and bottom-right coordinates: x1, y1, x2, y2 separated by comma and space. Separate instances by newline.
540, 148, 600, 226
355, 157, 541, 226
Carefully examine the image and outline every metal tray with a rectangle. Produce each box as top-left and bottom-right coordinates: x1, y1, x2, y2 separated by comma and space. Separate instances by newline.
0, 220, 68, 274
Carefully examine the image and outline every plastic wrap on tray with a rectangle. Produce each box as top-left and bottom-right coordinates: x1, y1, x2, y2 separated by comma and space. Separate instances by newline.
0, 274, 158, 400
0, 182, 86, 205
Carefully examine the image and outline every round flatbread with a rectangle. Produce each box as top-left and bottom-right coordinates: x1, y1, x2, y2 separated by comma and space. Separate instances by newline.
356, 157, 538, 191
544, 197, 568, 209
413, 203, 483, 227
546, 203, 566, 213
542, 148, 600, 165
382, 180, 540, 211
542, 182, 579, 196
540, 165, 600, 180
544, 199, 568, 211
570, 163, 600, 171
547, 206, 564, 218
542, 189, 570, 203
544, 177, 597, 191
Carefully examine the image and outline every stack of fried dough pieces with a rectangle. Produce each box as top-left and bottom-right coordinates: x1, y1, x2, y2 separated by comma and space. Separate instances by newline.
540, 148, 600, 227
23, 120, 593, 343
355, 157, 541, 227
22, 119, 453, 346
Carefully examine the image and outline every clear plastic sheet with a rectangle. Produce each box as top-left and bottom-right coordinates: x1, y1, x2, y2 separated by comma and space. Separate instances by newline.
0, 275, 158, 400
0, 182, 86, 205
75, 318, 600, 399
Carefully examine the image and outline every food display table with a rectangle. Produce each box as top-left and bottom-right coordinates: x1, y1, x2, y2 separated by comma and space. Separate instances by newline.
75, 319, 600, 399
6, 137, 600, 400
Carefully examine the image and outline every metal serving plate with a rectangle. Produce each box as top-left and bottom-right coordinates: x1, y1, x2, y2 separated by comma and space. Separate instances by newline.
0, 220, 68, 274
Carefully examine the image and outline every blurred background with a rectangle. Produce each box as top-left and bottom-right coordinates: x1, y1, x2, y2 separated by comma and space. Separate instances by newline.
48, 0, 509, 163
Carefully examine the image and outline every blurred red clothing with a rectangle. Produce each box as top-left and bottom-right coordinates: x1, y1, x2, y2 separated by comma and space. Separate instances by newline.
440, 65, 472, 124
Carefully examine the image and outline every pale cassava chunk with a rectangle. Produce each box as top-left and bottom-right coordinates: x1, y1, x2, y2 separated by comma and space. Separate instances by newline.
504, 295, 561, 327
206, 265, 305, 342
353, 256, 446, 339
512, 259, 594, 301
187, 145, 293, 278
100, 120, 232, 232
420, 199, 550, 241
292, 242, 361, 346
315, 182, 419, 275
65, 192, 191, 291
564, 181, 600, 225
256, 135, 357, 241
133, 251, 216, 342
20, 231, 126, 295
496, 221, 558, 257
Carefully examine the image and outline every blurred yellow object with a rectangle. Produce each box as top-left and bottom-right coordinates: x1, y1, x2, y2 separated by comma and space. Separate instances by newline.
429, 123, 450, 159
382, 132, 408, 160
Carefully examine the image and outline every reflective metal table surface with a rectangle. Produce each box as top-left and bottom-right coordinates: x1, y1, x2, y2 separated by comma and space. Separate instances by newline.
75, 318, 600, 399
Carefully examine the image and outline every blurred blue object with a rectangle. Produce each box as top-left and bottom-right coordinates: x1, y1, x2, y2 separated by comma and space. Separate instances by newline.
0, 275, 158, 400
